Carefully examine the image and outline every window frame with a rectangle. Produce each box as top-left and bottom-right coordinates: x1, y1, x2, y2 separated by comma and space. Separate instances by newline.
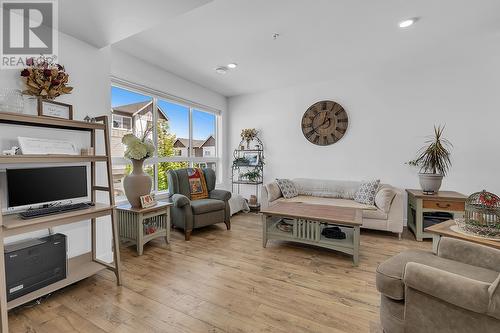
111, 80, 221, 198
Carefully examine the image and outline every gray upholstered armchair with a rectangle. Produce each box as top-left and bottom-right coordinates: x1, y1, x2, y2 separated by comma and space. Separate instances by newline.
167, 168, 231, 240
376, 237, 500, 333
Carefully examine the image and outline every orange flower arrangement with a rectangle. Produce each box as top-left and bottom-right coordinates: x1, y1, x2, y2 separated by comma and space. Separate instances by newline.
20, 56, 73, 100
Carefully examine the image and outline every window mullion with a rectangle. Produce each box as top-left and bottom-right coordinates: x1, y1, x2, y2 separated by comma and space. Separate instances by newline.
152, 97, 159, 191
189, 106, 193, 167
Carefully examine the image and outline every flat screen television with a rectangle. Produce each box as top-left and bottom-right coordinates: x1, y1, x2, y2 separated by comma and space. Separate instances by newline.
6, 166, 87, 208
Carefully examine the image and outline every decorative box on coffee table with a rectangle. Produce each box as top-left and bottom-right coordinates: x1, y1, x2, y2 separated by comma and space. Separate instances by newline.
406, 189, 466, 241
116, 201, 172, 255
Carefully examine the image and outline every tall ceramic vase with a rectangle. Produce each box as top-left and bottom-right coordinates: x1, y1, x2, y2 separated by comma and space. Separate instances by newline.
123, 159, 152, 208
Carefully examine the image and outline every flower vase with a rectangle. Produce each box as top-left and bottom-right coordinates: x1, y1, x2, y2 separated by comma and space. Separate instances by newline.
246, 140, 251, 149
123, 159, 152, 208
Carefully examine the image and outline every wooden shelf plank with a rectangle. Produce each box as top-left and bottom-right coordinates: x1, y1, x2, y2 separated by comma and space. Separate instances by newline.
0, 112, 106, 131
7, 253, 106, 310
0, 155, 108, 164
232, 181, 263, 185
1, 203, 113, 237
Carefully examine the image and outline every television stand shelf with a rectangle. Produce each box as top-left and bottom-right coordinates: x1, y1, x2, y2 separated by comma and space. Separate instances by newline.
0, 113, 122, 333
6, 253, 104, 310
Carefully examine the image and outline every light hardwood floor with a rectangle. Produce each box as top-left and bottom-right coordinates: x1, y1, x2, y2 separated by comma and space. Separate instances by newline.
8, 213, 431, 333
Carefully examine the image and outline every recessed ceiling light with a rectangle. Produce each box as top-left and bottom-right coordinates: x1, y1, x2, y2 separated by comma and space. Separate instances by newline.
227, 63, 237, 69
215, 66, 228, 74
399, 17, 418, 28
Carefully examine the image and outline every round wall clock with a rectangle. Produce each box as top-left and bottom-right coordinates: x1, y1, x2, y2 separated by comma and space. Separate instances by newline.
301, 100, 348, 146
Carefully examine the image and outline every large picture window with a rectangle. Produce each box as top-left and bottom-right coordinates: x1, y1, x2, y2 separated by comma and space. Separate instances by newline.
111, 85, 219, 198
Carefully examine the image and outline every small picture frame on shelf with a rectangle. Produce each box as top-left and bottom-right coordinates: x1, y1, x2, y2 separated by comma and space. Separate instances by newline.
243, 152, 259, 166
38, 98, 73, 120
140, 194, 157, 208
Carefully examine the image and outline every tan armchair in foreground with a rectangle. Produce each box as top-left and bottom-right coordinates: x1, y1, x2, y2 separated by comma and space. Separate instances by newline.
376, 237, 500, 333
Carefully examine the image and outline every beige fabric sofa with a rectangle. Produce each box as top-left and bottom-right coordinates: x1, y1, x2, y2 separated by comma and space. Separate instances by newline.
261, 178, 404, 237
376, 237, 500, 333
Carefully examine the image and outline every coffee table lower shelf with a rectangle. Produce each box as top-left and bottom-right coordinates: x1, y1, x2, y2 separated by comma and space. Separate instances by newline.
262, 216, 360, 266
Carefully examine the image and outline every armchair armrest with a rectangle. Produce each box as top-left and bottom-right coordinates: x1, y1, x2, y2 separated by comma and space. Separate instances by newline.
437, 237, 500, 271
209, 189, 231, 201
404, 262, 491, 314
172, 194, 190, 208
489, 275, 500, 320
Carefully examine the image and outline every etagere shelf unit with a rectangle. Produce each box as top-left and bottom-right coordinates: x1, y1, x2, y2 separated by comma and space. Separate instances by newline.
231, 137, 264, 211
0, 112, 122, 333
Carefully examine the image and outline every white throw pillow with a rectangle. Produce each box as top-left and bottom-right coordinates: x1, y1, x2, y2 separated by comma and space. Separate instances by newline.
354, 180, 380, 205
375, 186, 396, 213
266, 182, 282, 202
275, 179, 298, 199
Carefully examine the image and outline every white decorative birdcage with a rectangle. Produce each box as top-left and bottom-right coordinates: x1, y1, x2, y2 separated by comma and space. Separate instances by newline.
455, 190, 500, 239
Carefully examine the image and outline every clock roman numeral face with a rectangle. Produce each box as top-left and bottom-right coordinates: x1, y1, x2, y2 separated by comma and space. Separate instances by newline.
301, 100, 348, 146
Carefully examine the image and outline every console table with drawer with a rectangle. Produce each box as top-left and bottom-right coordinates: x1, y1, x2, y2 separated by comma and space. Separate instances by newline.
406, 189, 467, 241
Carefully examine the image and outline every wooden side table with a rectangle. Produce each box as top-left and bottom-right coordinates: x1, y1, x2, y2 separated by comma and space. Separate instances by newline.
406, 189, 466, 241
116, 201, 172, 255
426, 220, 500, 253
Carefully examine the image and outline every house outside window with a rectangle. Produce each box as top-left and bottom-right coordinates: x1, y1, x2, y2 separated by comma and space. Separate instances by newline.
110, 85, 220, 198
112, 114, 132, 130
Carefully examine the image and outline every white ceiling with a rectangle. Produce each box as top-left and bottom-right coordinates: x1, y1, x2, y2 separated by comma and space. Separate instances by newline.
63, 0, 500, 97
59, 0, 212, 48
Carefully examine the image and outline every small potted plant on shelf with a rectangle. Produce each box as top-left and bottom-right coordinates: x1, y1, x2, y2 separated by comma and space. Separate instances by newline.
241, 128, 258, 149
241, 170, 261, 183
407, 125, 452, 194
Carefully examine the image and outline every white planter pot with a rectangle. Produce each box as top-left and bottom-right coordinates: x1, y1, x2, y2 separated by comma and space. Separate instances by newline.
418, 173, 443, 194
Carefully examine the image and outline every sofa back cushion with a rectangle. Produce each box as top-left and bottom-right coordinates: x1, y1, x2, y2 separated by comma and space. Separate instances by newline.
292, 178, 361, 199
375, 185, 397, 213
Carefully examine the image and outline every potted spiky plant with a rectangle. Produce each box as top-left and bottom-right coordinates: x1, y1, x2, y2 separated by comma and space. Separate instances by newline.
408, 125, 452, 194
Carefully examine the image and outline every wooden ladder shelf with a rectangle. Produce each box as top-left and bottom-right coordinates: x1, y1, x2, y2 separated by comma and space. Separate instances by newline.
0, 112, 122, 333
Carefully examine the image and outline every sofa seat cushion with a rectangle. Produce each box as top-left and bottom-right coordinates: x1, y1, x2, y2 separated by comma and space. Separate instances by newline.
376, 250, 500, 301
276, 195, 377, 210
362, 209, 388, 220
190, 199, 225, 215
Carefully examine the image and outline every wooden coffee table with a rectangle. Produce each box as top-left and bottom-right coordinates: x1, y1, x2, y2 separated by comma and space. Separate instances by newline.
426, 220, 500, 253
261, 202, 362, 266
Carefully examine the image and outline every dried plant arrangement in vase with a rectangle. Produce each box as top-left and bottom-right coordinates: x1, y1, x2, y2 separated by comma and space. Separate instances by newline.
20, 56, 73, 100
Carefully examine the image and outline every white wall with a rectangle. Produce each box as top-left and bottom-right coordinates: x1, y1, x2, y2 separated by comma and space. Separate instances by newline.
228, 42, 500, 199
110, 49, 229, 187
0, 32, 112, 259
